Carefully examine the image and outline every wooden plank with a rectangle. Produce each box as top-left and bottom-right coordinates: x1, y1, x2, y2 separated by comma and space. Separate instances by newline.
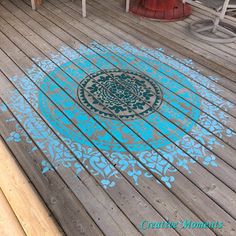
0, 188, 26, 236
0, 139, 63, 236
0, 51, 220, 235
153, 11, 236, 57
0, 0, 233, 190
29, 0, 236, 104
1, 74, 234, 236
0, 29, 183, 236
33, 0, 236, 190
86, 0, 234, 101
189, 16, 236, 51
184, 10, 236, 53
165, 15, 236, 58
0, 14, 235, 236
192, 5, 236, 26
0, 101, 142, 236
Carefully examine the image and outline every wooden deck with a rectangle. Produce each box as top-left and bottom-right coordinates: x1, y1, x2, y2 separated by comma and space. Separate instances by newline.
0, 0, 236, 235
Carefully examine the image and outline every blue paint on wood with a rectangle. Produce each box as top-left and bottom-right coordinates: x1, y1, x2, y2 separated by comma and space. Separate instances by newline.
39, 52, 201, 153
2, 43, 235, 189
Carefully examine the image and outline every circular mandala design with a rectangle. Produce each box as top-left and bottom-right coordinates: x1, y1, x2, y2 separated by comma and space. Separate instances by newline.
77, 69, 162, 120
39, 51, 201, 153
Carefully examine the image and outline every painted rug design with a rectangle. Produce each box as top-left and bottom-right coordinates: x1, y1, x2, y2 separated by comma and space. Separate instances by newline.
2, 42, 235, 189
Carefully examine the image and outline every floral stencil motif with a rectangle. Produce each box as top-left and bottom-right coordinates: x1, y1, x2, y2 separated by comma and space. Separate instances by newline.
78, 69, 162, 120
2, 42, 235, 190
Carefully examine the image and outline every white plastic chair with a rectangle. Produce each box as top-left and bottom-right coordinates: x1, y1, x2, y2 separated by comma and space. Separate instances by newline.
183, 0, 236, 43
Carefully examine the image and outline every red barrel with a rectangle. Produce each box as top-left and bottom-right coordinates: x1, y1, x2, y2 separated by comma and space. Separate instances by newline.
143, 0, 176, 11
130, 0, 192, 21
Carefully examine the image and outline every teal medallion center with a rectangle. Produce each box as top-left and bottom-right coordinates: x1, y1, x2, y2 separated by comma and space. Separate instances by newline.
77, 69, 162, 120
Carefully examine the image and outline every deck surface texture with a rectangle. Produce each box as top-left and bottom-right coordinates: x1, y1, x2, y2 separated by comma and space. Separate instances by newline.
0, 139, 62, 236
0, 0, 236, 235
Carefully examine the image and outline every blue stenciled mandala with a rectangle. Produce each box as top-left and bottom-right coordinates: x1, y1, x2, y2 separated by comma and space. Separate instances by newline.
2, 42, 236, 190
38, 58, 201, 153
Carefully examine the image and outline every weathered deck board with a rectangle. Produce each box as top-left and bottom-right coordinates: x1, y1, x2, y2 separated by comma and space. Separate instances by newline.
192, 5, 236, 27
12, 0, 235, 101
1, 0, 236, 235
1, 34, 186, 235
0, 2, 234, 220
0, 68, 219, 235
31, 0, 236, 192
0, 138, 62, 236
0, 49, 223, 236
0, 189, 26, 236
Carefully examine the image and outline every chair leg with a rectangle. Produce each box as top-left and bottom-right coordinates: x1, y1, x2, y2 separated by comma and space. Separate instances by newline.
213, 0, 230, 32
82, 0, 86, 17
31, 0, 37, 10
126, 0, 130, 12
